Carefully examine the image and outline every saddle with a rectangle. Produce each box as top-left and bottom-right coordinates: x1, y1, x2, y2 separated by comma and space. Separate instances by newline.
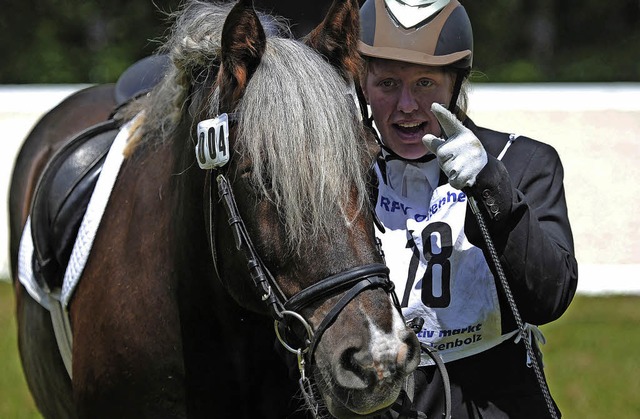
30, 120, 121, 290
114, 54, 169, 107
29, 54, 170, 291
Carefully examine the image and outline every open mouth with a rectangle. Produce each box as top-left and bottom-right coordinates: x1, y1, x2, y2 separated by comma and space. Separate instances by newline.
393, 121, 427, 136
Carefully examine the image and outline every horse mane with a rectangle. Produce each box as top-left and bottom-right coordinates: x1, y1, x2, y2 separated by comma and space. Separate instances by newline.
121, 0, 370, 251
238, 37, 370, 249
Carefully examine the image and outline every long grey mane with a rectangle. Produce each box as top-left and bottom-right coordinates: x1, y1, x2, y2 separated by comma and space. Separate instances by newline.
237, 38, 369, 250
124, 0, 369, 251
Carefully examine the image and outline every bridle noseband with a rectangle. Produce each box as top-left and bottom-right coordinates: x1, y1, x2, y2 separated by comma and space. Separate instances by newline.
283, 263, 395, 359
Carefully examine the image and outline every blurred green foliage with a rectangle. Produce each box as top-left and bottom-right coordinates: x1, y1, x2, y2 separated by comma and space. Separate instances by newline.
0, 0, 638, 84
0, 0, 178, 84
465, 0, 640, 82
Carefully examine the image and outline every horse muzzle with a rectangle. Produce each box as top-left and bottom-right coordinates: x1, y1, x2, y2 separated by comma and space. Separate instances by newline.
312, 299, 421, 418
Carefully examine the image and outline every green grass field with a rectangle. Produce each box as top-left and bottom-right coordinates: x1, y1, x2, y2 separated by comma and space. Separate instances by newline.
0, 281, 40, 419
1, 280, 638, 418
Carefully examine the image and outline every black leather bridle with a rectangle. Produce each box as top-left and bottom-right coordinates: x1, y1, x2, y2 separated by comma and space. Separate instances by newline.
211, 172, 396, 355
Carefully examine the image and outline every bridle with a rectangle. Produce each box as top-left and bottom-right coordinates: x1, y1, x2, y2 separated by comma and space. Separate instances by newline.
196, 110, 400, 415
212, 170, 394, 326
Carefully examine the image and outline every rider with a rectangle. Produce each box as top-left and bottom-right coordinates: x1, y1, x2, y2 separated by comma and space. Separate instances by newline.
358, 0, 578, 417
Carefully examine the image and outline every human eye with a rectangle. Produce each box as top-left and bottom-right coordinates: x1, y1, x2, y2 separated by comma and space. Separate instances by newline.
417, 79, 434, 88
377, 78, 396, 88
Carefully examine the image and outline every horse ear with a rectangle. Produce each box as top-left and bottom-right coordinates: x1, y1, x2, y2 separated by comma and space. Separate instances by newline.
218, 0, 266, 112
304, 0, 363, 81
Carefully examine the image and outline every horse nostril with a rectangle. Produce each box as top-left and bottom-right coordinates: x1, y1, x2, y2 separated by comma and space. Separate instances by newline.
335, 347, 375, 389
336, 344, 410, 390
331, 326, 421, 391
400, 333, 421, 373
374, 359, 397, 381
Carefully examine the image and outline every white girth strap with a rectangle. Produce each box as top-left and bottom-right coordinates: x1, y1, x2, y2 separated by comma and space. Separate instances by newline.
61, 115, 138, 307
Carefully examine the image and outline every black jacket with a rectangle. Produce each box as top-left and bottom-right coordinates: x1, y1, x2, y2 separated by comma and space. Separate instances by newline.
464, 117, 578, 328
406, 118, 578, 419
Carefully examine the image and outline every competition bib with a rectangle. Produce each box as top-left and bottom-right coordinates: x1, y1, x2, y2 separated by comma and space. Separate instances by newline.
375, 164, 515, 365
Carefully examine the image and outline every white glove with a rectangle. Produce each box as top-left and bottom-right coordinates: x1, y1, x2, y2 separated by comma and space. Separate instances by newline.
422, 103, 488, 190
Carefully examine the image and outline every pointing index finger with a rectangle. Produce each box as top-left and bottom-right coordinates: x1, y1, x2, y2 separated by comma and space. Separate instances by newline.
431, 103, 463, 138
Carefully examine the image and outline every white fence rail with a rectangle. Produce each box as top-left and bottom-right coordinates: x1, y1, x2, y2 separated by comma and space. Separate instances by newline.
1, 83, 639, 294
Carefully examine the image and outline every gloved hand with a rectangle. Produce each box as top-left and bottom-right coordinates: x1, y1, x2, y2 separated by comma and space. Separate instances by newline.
422, 103, 488, 190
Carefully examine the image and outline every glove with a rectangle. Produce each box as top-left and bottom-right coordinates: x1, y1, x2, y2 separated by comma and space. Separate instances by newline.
422, 103, 488, 190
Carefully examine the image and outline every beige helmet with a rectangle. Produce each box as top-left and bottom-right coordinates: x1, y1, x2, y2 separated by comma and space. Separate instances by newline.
359, 0, 473, 70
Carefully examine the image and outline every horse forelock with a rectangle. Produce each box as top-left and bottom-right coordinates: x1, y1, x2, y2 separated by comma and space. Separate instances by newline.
236, 38, 369, 251
123, 1, 289, 152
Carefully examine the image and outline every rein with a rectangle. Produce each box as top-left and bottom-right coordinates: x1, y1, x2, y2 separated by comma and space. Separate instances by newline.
467, 196, 559, 419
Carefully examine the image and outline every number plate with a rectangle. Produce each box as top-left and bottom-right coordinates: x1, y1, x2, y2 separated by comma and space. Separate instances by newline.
195, 113, 230, 169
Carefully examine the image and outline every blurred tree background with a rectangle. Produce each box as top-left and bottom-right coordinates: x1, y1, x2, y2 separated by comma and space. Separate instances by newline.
0, 0, 638, 84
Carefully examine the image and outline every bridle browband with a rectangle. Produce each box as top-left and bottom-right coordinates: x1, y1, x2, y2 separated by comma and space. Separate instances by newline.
198, 109, 400, 415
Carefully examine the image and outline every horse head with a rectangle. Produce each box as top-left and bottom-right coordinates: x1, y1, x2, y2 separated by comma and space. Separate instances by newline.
184, 0, 421, 416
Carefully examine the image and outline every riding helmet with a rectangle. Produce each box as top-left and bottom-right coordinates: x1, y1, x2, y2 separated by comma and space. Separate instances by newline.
359, 0, 473, 71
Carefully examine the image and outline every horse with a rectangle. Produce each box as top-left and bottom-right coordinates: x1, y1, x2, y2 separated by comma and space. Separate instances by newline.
8, 1, 421, 418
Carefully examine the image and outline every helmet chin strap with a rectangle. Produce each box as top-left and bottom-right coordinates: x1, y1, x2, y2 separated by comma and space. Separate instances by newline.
448, 68, 468, 115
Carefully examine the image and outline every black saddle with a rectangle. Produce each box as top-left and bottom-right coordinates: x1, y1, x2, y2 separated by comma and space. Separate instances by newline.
29, 55, 168, 291
30, 120, 121, 290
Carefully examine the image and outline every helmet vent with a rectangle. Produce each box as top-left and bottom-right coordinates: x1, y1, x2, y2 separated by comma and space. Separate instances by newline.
384, 0, 451, 30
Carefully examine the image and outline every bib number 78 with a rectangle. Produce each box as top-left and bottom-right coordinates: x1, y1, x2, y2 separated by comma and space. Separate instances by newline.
402, 222, 452, 308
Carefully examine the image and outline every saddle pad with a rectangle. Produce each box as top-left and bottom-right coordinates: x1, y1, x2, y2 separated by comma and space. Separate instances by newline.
30, 120, 120, 290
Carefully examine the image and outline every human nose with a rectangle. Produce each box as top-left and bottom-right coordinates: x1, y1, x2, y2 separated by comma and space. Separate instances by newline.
397, 85, 418, 113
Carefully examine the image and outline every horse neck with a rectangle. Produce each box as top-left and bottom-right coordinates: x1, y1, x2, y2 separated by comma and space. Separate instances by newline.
122, 121, 214, 288
168, 124, 213, 270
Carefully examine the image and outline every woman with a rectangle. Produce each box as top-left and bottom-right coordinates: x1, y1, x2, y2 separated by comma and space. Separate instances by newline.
359, 0, 578, 417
